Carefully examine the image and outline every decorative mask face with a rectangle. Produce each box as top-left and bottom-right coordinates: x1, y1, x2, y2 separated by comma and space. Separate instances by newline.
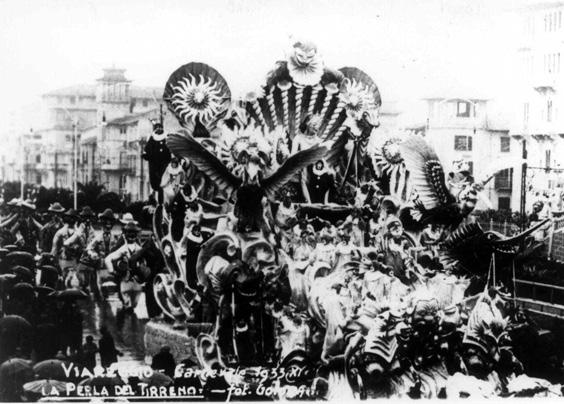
292, 41, 317, 66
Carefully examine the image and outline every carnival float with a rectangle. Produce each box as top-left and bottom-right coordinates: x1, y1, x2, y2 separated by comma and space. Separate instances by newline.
144, 40, 561, 399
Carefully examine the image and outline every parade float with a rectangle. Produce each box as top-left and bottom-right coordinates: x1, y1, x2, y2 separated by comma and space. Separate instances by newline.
143, 40, 561, 399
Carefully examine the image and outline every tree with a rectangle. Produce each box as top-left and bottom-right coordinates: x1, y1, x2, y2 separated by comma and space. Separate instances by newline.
96, 192, 125, 213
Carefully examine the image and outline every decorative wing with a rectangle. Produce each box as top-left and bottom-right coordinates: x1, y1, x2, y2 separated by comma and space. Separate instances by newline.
324, 130, 349, 168
163, 62, 231, 130
400, 135, 454, 210
167, 132, 242, 196
476, 156, 526, 188
261, 144, 328, 199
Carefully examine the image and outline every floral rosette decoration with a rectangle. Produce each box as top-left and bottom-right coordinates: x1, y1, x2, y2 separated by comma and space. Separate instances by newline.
368, 131, 411, 200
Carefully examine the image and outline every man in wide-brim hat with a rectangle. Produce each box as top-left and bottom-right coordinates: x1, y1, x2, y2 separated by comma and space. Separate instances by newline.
48, 202, 65, 214
71, 206, 97, 291
104, 220, 143, 311
10, 199, 42, 254
51, 208, 81, 272
39, 203, 65, 253
0, 199, 21, 230
119, 212, 138, 226
84, 208, 120, 301
98, 208, 116, 223
78, 206, 95, 219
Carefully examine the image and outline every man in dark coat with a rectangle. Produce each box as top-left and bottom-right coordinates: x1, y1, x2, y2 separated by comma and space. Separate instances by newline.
151, 346, 176, 378
99, 326, 121, 368
142, 121, 171, 204
81, 335, 98, 371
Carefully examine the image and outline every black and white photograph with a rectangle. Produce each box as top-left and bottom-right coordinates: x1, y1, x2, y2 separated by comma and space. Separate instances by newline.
1, 0, 564, 401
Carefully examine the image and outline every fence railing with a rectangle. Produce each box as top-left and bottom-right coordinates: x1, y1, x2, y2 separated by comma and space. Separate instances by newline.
476, 219, 519, 236
515, 278, 564, 307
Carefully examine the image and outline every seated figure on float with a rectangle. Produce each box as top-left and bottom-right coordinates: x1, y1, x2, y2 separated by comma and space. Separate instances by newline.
377, 216, 419, 284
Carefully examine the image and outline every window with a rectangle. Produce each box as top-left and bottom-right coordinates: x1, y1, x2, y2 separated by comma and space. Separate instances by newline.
70, 96, 76, 104
36, 174, 42, 184
547, 100, 553, 122
119, 126, 127, 135
142, 99, 149, 107
500, 137, 510, 152
498, 197, 511, 211
456, 101, 471, 117
454, 135, 472, 151
546, 149, 552, 169
495, 169, 513, 190
35, 154, 41, 163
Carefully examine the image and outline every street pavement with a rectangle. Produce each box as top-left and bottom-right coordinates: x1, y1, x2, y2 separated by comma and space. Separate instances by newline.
78, 292, 150, 372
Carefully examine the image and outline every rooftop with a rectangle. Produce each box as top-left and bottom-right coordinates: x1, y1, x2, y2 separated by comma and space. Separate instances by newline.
97, 67, 130, 83
43, 84, 162, 99
106, 108, 158, 125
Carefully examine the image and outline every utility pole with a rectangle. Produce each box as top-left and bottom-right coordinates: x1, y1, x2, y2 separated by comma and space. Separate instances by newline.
520, 138, 528, 231
73, 119, 78, 209
54, 150, 58, 188
139, 138, 145, 201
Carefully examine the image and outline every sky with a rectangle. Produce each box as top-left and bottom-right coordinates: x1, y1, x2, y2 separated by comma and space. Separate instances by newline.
0, 0, 535, 136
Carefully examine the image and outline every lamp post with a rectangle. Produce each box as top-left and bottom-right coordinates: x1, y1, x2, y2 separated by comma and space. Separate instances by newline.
73, 119, 78, 209
61, 107, 79, 209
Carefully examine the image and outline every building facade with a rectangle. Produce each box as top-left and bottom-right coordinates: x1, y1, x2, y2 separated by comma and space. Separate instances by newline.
15, 68, 163, 197
513, 1, 564, 209
423, 97, 520, 211
81, 108, 181, 202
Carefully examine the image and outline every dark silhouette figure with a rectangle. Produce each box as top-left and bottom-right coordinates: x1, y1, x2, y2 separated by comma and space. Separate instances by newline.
151, 346, 176, 378
99, 326, 121, 368
81, 335, 98, 371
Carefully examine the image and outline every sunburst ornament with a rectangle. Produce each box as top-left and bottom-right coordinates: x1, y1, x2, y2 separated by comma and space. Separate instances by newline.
341, 78, 379, 120
164, 62, 231, 130
287, 41, 324, 86
170, 74, 226, 125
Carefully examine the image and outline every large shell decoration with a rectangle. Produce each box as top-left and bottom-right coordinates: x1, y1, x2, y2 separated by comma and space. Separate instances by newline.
163, 62, 231, 130
339, 67, 381, 129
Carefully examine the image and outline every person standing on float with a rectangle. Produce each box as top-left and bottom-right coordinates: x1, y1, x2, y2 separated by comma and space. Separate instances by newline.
142, 120, 171, 204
